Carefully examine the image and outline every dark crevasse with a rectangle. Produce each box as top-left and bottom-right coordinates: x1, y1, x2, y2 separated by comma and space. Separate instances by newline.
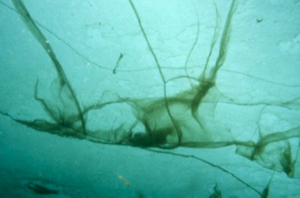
0, 0, 300, 197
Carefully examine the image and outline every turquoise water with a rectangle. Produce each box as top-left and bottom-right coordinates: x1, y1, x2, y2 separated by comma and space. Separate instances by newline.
0, 0, 300, 197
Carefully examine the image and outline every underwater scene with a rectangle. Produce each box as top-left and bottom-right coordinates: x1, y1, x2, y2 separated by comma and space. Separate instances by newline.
0, 0, 300, 197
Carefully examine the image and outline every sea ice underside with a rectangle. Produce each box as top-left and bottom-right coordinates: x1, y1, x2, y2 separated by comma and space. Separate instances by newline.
1, 1, 299, 196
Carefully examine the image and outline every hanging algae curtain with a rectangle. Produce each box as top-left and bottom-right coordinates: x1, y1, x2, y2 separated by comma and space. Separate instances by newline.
0, 0, 300, 197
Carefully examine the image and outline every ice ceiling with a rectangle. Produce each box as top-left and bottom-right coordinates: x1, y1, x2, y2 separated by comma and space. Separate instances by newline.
0, 0, 300, 197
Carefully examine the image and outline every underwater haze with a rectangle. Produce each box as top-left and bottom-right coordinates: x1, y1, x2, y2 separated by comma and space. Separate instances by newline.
0, 0, 300, 197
